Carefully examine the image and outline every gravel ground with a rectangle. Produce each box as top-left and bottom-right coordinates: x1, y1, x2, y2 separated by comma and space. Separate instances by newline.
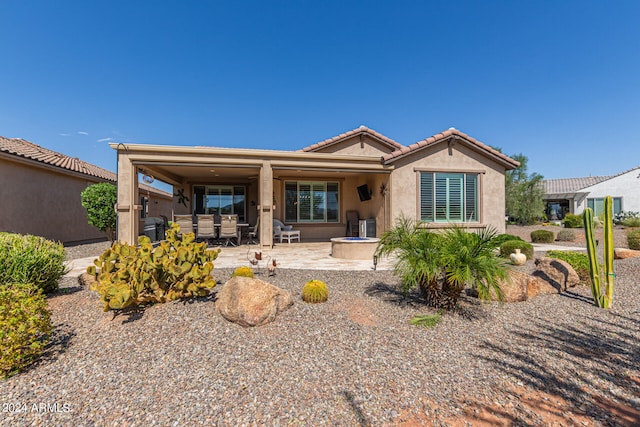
2, 240, 640, 426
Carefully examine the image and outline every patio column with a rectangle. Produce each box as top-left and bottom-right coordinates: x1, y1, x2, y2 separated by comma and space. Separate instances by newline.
115, 151, 140, 244
259, 160, 273, 248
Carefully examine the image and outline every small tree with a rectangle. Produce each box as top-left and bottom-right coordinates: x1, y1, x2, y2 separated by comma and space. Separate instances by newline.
81, 183, 117, 242
505, 153, 545, 225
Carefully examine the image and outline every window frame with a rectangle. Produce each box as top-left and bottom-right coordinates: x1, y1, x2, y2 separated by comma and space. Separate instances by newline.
586, 197, 622, 216
284, 180, 340, 224
418, 171, 480, 223
192, 185, 246, 223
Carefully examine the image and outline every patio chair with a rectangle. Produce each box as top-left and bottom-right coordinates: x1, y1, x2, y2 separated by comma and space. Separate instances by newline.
196, 214, 216, 246
174, 214, 194, 236
346, 210, 359, 236
247, 216, 259, 244
219, 214, 239, 246
273, 219, 300, 244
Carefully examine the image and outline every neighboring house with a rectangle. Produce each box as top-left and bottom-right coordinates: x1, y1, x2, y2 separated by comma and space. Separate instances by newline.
0, 136, 172, 244
112, 126, 519, 247
542, 166, 640, 219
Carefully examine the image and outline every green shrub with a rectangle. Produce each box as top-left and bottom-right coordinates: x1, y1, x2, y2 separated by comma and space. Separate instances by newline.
493, 234, 524, 246
531, 229, 555, 243
556, 229, 575, 242
0, 233, 66, 293
81, 183, 117, 242
301, 280, 329, 303
232, 266, 254, 278
628, 229, 640, 250
87, 223, 219, 311
623, 217, 640, 228
0, 283, 52, 378
562, 214, 583, 229
546, 250, 590, 284
614, 211, 640, 225
500, 240, 534, 260
409, 310, 443, 328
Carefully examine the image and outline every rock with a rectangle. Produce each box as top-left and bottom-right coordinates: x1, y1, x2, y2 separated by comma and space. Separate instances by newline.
494, 270, 530, 302
614, 248, 640, 259
78, 272, 96, 287
532, 257, 580, 293
470, 270, 546, 302
216, 276, 293, 327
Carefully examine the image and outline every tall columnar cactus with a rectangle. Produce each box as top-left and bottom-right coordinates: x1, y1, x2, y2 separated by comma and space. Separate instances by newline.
583, 196, 615, 308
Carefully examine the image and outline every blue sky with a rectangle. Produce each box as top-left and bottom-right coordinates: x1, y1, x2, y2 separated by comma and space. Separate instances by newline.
1, 0, 639, 181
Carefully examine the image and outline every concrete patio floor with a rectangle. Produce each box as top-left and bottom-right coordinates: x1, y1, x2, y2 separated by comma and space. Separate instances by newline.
63, 241, 585, 278
64, 241, 396, 277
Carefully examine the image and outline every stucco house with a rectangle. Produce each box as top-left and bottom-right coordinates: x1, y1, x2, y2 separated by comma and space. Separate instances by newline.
112, 126, 519, 248
0, 136, 172, 244
542, 166, 640, 220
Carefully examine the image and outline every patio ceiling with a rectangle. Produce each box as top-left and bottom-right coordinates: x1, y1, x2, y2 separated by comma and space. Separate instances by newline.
116, 143, 393, 187
138, 162, 383, 186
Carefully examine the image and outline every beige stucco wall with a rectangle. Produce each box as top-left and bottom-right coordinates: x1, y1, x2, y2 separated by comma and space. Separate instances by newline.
270, 173, 389, 241
388, 142, 508, 234
0, 158, 109, 244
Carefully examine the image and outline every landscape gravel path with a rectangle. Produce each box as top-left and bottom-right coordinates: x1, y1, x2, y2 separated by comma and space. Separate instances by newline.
1, 240, 639, 426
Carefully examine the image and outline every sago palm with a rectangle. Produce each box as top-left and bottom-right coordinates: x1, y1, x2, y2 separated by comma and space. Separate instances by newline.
375, 216, 443, 303
376, 216, 509, 310
439, 226, 508, 309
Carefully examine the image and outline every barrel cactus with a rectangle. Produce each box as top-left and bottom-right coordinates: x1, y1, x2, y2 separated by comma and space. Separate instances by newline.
232, 266, 254, 278
301, 280, 329, 303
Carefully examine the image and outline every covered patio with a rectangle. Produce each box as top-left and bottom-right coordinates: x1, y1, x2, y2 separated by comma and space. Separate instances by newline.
112, 143, 393, 248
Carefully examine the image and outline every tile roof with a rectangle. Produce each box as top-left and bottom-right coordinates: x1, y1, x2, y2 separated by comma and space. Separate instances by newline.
0, 136, 173, 197
300, 125, 404, 152
382, 128, 520, 168
0, 136, 116, 181
543, 176, 613, 194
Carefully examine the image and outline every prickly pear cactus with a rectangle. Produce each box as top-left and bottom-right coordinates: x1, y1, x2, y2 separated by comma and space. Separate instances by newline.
301, 279, 329, 303
87, 223, 220, 311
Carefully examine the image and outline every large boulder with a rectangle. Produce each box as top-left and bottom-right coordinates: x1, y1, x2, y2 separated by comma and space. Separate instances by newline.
216, 276, 293, 327
532, 257, 580, 293
614, 248, 640, 260
471, 270, 545, 302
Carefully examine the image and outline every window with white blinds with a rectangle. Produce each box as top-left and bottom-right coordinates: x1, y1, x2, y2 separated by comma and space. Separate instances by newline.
420, 172, 478, 222
284, 181, 339, 223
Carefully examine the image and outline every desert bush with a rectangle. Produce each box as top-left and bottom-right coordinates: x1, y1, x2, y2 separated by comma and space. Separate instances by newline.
562, 214, 583, 229
0, 283, 52, 378
546, 250, 590, 283
87, 224, 219, 311
531, 229, 555, 243
500, 240, 534, 260
614, 211, 640, 226
493, 234, 524, 246
628, 229, 640, 250
623, 217, 640, 228
556, 229, 576, 242
301, 280, 329, 303
232, 266, 254, 278
0, 232, 66, 293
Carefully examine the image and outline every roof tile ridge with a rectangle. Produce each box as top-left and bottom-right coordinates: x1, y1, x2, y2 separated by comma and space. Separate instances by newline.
300, 125, 403, 152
